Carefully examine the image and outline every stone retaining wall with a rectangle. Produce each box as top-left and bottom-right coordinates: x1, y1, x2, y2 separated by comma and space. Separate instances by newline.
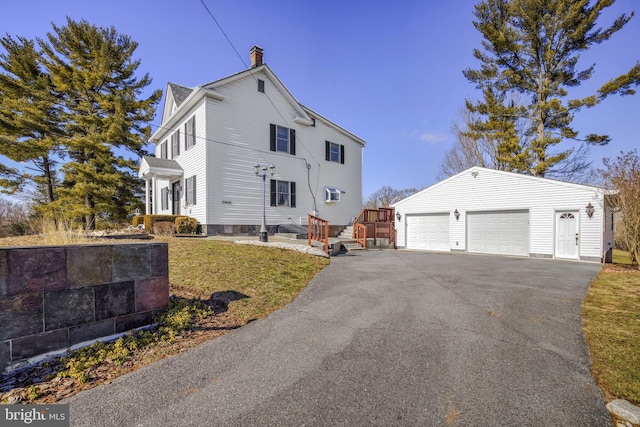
0, 243, 169, 373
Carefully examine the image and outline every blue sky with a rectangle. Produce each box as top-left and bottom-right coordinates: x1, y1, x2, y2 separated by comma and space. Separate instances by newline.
1, 0, 639, 200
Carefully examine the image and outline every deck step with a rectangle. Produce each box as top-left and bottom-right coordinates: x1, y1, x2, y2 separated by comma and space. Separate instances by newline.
343, 242, 364, 251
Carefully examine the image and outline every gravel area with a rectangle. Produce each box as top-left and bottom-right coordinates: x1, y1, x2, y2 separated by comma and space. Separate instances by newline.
234, 239, 330, 258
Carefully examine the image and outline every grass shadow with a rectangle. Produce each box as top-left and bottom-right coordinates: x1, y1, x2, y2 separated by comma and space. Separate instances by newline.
205, 290, 251, 314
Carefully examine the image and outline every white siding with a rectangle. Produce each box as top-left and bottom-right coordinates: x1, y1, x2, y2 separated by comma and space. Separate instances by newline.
174, 102, 207, 221
394, 167, 606, 261
202, 70, 362, 226
146, 65, 364, 231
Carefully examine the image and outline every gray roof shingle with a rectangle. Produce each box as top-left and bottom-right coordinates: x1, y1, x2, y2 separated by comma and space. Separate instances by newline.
142, 156, 182, 170
168, 83, 194, 108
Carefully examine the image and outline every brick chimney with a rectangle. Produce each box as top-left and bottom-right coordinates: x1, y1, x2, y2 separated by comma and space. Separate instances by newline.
250, 46, 263, 67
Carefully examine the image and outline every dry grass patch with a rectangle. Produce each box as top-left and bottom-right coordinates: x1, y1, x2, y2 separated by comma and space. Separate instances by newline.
583, 264, 640, 405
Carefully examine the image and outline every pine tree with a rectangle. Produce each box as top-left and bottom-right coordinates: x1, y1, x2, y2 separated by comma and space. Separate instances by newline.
462, 88, 529, 172
39, 18, 161, 229
0, 35, 63, 201
464, 0, 640, 177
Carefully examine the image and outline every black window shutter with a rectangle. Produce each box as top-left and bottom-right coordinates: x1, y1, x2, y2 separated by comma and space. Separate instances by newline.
192, 175, 196, 205
325, 141, 330, 161
270, 124, 276, 151
192, 116, 196, 146
184, 122, 188, 150
340, 144, 345, 164
290, 182, 296, 208
270, 179, 276, 206
290, 129, 296, 155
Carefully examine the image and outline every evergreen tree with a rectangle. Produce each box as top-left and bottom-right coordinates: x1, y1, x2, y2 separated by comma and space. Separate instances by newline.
464, 0, 640, 177
0, 35, 63, 201
39, 18, 161, 229
462, 88, 529, 172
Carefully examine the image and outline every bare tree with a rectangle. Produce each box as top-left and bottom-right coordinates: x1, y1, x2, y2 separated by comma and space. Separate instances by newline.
364, 186, 421, 209
439, 103, 596, 183
0, 197, 31, 237
600, 150, 640, 268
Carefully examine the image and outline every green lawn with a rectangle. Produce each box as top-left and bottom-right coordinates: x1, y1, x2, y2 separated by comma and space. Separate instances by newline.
612, 249, 633, 265
160, 237, 330, 322
583, 250, 640, 405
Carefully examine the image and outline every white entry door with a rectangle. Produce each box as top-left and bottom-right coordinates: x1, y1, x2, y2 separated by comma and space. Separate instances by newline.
556, 211, 579, 259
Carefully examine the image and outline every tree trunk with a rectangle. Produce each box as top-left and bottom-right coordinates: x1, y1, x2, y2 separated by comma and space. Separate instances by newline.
85, 193, 95, 230
42, 156, 55, 204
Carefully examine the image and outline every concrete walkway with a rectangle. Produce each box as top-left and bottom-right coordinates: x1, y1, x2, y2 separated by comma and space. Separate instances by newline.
65, 251, 611, 426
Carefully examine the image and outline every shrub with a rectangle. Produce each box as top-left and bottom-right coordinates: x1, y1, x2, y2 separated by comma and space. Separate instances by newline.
153, 221, 175, 236
143, 215, 183, 233
175, 216, 198, 234
132, 215, 145, 228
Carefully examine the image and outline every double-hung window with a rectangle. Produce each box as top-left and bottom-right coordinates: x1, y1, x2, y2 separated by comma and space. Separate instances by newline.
325, 141, 345, 164
270, 124, 296, 155
160, 187, 169, 210
171, 130, 180, 158
270, 180, 296, 207
185, 116, 196, 150
185, 176, 196, 206
159, 141, 168, 159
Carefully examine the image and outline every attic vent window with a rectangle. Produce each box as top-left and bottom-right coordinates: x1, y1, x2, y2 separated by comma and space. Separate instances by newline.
258, 79, 265, 93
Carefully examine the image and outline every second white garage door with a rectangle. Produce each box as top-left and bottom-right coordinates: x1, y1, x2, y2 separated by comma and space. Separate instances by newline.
406, 213, 450, 251
467, 210, 529, 256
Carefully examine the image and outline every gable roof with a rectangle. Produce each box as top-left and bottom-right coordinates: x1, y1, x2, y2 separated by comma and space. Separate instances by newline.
139, 155, 183, 179
151, 63, 365, 147
393, 166, 611, 206
168, 83, 193, 107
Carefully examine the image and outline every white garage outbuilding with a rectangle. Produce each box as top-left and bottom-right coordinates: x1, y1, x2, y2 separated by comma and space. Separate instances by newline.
393, 167, 615, 263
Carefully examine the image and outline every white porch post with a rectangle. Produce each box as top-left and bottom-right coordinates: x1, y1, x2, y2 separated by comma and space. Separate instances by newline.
151, 176, 156, 214
145, 178, 150, 215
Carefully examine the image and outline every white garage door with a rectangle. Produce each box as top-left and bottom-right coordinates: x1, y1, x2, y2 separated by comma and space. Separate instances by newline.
406, 213, 450, 251
467, 210, 529, 256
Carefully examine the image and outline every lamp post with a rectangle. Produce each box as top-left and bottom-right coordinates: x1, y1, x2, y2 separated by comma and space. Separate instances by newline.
255, 163, 275, 242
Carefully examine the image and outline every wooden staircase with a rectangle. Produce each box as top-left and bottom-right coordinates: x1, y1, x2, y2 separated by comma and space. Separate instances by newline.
351, 208, 397, 250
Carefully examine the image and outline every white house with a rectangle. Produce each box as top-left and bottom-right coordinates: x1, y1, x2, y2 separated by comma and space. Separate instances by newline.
139, 46, 365, 235
393, 166, 615, 263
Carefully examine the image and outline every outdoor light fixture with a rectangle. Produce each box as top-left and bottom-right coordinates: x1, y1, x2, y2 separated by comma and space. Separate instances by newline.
255, 163, 275, 242
586, 202, 595, 219
396, 212, 401, 222
454, 209, 460, 220
134, 207, 141, 216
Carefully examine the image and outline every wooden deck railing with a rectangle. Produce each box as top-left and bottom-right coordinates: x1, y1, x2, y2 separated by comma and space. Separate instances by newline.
354, 208, 395, 224
352, 207, 397, 249
354, 223, 367, 249
308, 214, 329, 254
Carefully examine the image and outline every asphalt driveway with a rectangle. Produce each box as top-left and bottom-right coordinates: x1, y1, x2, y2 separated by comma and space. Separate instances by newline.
65, 251, 611, 426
